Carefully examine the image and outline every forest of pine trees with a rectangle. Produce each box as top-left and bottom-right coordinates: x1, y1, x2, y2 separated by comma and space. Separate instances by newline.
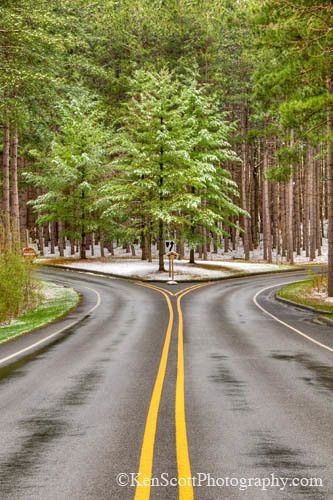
1, 1, 333, 292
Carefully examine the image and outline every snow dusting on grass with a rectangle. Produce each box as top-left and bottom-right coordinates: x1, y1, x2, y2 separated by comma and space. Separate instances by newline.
278, 278, 333, 312
0, 282, 79, 344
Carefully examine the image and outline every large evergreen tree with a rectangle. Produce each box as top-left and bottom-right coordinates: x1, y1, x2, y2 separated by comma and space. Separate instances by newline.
25, 92, 109, 259
103, 68, 243, 270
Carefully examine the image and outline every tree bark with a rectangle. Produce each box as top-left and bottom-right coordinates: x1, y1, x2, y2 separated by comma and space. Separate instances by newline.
10, 128, 20, 250
38, 224, 44, 256
158, 219, 164, 271
148, 228, 152, 263
50, 222, 55, 254
158, 125, 165, 272
309, 147, 317, 261
241, 108, 250, 260
99, 231, 105, 258
286, 131, 294, 264
141, 229, 147, 260
58, 221, 65, 257
70, 239, 76, 256
2, 121, 11, 250
262, 146, 272, 262
327, 77, 333, 296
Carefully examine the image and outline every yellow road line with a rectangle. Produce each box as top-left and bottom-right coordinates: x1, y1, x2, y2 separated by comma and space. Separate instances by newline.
134, 286, 174, 500
174, 282, 213, 297
135, 281, 175, 296
175, 282, 213, 500
134, 280, 213, 500
136, 281, 213, 298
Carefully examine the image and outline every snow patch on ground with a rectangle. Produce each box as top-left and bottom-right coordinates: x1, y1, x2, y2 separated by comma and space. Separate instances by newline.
0, 283, 68, 328
199, 260, 292, 272
0, 319, 26, 328
36, 234, 329, 264
41, 282, 70, 301
58, 259, 293, 281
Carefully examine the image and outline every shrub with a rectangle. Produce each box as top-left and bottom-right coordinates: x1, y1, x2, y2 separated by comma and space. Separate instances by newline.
0, 253, 41, 323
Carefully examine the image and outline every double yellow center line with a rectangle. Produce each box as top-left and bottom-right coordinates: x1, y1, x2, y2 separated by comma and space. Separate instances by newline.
134, 282, 212, 500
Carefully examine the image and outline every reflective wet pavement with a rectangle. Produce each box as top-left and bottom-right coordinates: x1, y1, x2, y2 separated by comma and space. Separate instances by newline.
0, 269, 331, 499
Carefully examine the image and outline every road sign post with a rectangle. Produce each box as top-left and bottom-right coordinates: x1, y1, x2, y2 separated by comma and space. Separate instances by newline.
166, 250, 178, 284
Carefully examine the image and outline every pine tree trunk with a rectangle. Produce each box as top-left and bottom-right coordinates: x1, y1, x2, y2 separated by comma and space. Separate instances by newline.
241, 110, 250, 260
50, 222, 55, 254
252, 165, 259, 248
295, 165, 301, 255
224, 225, 229, 252
141, 229, 147, 260
80, 234, 86, 259
80, 188, 86, 259
158, 219, 164, 271
327, 77, 333, 296
158, 130, 165, 272
262, 146, 272, 262
203, 226, 208, 260
2, 121, 11, 250
303, 153, 310, 257
286, 176, 294, 263
58, 221, 65, 257
148, 229, 152, 263
276, 182, 282, 256
91, 233, 95, 257
316, 155, 322, 255
99, 232, 105, 258
272, 182, 279, 251
10, 128, 20, 250
309, 147, 317, 261
177, 227, 185, 259
286, 132, 294, 263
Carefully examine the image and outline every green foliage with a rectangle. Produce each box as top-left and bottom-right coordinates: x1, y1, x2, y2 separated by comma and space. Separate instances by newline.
1, 0, 331, 266
0, 253, 40, 323
251, 0, 333, 140
103, 68, 244, 245
265, 165, 291, 183
25, 91, 110, 241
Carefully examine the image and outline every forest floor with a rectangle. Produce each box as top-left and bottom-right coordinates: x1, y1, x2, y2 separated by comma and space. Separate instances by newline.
32, 237, 329, 266
0, 282, 79, 343
40, 257, 296, 281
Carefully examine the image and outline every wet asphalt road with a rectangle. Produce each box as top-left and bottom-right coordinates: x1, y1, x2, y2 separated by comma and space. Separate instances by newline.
0, 268, 332, 500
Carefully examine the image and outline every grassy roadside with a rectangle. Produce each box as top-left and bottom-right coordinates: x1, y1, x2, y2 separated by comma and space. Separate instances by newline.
0, 282, 80, 344
277, 278, 333, 316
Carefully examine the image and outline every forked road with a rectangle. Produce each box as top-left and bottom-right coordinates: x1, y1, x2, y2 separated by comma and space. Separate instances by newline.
0, 268, 332, 500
